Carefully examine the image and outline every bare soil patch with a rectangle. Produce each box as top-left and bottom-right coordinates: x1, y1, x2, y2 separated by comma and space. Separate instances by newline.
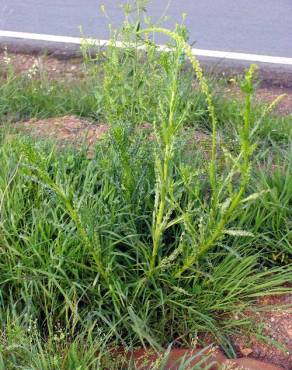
231, 294, 292, 369
0, 51, 83, 79
15, 115, 108, 157
222, 83, 292, 116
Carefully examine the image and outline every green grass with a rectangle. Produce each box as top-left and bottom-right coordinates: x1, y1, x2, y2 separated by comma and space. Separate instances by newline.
0, 70, 100, 121
0, 6, 291, 369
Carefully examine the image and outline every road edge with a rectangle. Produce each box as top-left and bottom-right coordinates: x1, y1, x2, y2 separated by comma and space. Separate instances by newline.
1, 35, 292, 89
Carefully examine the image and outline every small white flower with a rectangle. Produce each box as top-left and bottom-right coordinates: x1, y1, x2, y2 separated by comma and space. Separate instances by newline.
3, 46, 11, 65
27, 59, 40, 78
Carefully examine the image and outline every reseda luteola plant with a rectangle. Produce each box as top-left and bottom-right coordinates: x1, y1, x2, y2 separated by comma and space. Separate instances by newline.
1, 17, 292, 357
19, 27, 259, 284
138, 27, 258, 277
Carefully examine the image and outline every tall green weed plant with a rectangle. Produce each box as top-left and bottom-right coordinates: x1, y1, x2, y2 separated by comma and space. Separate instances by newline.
0, 2, 291, 362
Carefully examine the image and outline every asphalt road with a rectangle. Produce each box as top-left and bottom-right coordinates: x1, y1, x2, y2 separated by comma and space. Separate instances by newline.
0, 0, 292, 58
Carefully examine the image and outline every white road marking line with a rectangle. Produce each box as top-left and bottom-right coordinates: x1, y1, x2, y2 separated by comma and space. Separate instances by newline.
1, 29, 292, 66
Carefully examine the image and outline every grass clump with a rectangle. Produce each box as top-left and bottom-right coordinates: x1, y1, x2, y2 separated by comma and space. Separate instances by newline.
0, 5, 291, 368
